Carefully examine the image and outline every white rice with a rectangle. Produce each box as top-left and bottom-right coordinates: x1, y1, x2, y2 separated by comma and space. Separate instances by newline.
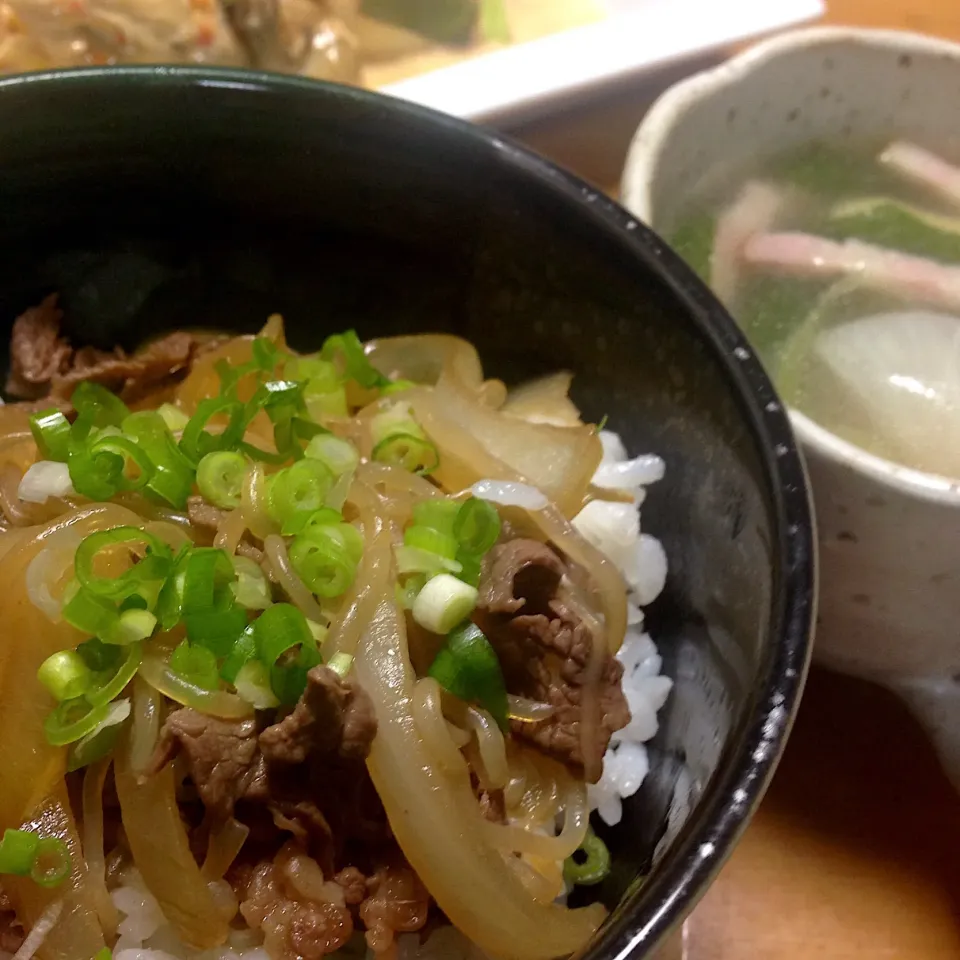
574, 431, 672, 827
83, 430, 672, 960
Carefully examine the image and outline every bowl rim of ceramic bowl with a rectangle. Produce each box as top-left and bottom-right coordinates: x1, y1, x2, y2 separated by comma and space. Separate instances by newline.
622, 24, 960, 507
0, 63, 815, 956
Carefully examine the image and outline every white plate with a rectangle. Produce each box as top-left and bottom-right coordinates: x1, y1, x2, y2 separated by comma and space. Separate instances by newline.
380, 0, 824, 124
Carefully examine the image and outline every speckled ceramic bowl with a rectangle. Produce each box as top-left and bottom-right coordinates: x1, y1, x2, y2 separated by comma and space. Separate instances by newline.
623, 26, 960, 790
0, 67, 814, 957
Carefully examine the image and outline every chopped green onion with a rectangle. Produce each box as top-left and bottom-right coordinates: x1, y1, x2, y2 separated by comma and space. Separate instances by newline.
155, 549, 189, 631
29, 409, 71, 462
380, 378, 417, 396
230, 555, 272, 610
196, 450, 247, 509
396, 574, 426, 610
157, 403, 190, 432
412, 574, 478, 635
372, 434, 439, 475
300, 507, 344, 535
67, 698, 131, 772
85, 642, 142, 706
289, 527, 358, 599
70, 381, 130, 429
252, 379, 306, 425
220, 624, 257, 684
268, 459, 335, 535
252, 602, 313, 666
74, 527, 172, 601
251, 603, 322, 704
76, 636, 122, 672
428, 622, 508, 729
393, 545, 461, 577
180, 547, 234, 614
44, 697, 111, 746
178, 547, 248, 655
318, 521, 364, 565
30, 836, 72, 888
0, 829, 40, 875
185, 605, 248, 657
327, 652, 353, 678
270, 642, 322, 706
67, 441, 127, 501
122, 412, 195, 508
88, 434, 154, 493
322, 330, 388, 389
251, 336, 282, 373
453, 497, 501, 556
563, 829, 611, 886
285, 355, 340, 387
455, 550, 483, 588
304, 434, 359, 477
169, 640, 220, 691
178, 395, 246, 465
369, 402, 423, 446
412, 499, 460, 535
37, 650, 92, 702
233, 660, 280, 710
62, 584, 119, 637
404, 525, 458, 560
305, 387, 348, 421
103, 609, 156, 646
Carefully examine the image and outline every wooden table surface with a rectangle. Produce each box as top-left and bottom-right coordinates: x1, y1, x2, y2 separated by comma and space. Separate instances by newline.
508, 1, 960, 957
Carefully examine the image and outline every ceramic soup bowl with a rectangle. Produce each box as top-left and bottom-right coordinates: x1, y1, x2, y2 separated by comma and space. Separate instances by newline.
623, 26, 960, 790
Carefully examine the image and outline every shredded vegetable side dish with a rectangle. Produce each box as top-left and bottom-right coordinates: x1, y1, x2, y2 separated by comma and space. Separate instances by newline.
0, 301, 672, 960
0, 0, 602, 88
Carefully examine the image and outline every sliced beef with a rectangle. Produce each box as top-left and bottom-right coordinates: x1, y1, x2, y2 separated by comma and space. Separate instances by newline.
5, 295, 72, 399
334, 866, 367, 906
359, 860, 431, 956
50, 331, 197, 403
473, 539, 630, 783
237, 845, 429, 960
477, 538, 565, 616
269, 800, 336, 876
186, 494, 265, 563
239, 842, 355, 960
5, 294, 223, 403
149, 708, 267, 819
151, 668, 378, 834
259, 666, 378, 766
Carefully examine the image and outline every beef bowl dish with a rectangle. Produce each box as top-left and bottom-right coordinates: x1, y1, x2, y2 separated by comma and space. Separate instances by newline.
0, 68, 814, 960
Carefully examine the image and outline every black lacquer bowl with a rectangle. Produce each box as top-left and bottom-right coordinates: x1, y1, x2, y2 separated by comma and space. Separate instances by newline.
0, 67, 815, 958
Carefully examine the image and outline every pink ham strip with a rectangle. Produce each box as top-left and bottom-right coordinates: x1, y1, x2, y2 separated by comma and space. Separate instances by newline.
879, 141, 960, 207
742, 231, 960, 312
710, 181, 785, 305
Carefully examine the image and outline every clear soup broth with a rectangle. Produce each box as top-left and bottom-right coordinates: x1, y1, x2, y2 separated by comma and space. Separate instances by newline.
668, 139, 960, 480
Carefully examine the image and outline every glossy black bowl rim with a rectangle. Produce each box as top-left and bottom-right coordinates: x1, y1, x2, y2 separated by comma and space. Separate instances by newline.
0, 65, 816, 958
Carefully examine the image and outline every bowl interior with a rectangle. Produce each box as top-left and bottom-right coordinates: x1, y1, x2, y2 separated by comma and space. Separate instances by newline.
0, 68, 813, 957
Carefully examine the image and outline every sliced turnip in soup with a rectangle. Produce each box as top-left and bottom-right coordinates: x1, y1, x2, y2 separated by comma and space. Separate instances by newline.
810, 309, 960, 476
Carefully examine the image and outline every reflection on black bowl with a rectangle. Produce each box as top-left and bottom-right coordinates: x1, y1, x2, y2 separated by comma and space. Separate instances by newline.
0, 67, 814, 958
